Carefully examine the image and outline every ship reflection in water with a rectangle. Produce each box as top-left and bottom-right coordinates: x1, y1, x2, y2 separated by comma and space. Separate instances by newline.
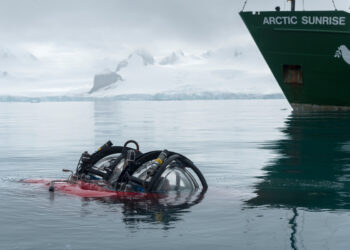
246, 112, 350, 249
247, 111, 350, 210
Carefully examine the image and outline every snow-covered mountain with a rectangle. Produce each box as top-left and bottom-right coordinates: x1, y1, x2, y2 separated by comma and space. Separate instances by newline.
159, 50, 185, 65
0, 47, 92, 96
0, 48, 37, 78
0, 45, 282, 100
88, 46, 280, 99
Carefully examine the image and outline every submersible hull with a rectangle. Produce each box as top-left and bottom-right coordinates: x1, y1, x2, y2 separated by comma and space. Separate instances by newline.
240, 10, 350, 110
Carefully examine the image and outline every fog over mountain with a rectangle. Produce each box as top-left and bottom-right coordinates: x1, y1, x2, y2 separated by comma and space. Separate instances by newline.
0, 0, 348, 98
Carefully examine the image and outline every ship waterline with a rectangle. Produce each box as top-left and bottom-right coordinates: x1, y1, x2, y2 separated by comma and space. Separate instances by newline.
240, 10, 350, 110
291, 103, 350, 111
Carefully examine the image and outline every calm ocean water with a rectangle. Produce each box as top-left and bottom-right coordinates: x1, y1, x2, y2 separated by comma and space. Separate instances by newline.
1, 99, 350, 250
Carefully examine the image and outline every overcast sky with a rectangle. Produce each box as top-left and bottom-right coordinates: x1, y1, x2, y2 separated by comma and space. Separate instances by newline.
0, 0, 245, 56
2, 0, 348, 57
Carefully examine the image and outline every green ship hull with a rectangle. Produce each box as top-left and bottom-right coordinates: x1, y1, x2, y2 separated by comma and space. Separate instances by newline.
240, 10, 350, 110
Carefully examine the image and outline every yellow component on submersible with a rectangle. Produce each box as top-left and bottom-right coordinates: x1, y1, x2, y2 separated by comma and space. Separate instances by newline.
154, 158, 163, 165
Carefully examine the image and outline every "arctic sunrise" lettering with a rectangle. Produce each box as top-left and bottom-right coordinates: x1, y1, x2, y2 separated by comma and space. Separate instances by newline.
263, 16, 346, 26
